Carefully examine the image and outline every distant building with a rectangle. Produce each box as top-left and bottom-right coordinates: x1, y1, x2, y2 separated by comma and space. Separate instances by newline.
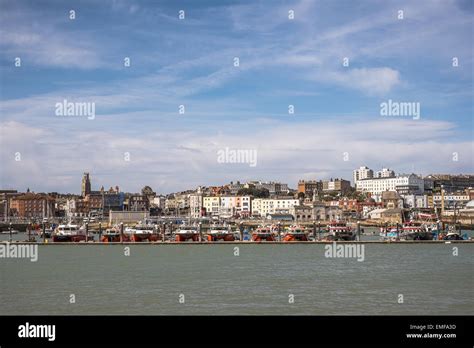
189, 190, 203, 218
425, 174, 474, 193
297, 180, 322, 198
356, 174, 424, 196
322, 178, 351, 193
252, 197, 299, 217
376, 168, 395, 178
353, 166, 374, 185
250, 181, 289, 195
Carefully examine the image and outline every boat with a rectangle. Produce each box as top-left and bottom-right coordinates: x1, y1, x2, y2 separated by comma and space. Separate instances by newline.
283, 225, 308, 242
400, 221, 433, 240
207, 226, 235, 241
251, 226, 275, 242
175, 225, 200, 242
327, 221, 356, 241
379, 226, 399, 241
100, 228, 121, 243
124, 224, 154, 242
52, 224, 87, 242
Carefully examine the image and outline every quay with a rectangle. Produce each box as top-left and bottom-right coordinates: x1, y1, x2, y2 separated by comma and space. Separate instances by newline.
3, 240, 473, 245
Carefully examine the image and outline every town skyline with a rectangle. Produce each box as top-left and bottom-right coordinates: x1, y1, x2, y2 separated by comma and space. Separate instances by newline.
2, 167, 473, 196
1, 0, 473, 193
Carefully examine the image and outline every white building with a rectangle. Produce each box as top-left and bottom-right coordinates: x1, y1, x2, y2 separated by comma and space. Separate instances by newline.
251, 198, 299, 217
353, 166, 374, 185
356, 174, 424, 196
189, 193, 203, 218
376, 168, 395, 178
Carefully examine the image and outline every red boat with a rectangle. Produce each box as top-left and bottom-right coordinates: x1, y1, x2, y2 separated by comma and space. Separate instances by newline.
207, 226, 235, 241
283, 225, 308, 242
175, 226, 200, 242
100, 228, 121, 243
252, 226, 275, 242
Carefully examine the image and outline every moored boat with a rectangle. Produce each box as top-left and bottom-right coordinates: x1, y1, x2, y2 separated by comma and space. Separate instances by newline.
327, 221, 356, 241
251, 226, 275, 242
283, 225, 308, 242
100, 228, 121, 243
400, 221, 433, 240
175, 225, 200, 242
52, 224, 87, 242
207, 226, 235, 241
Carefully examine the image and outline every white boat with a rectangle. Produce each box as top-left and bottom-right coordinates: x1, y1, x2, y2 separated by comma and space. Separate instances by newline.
175, 225, 199, 242
207, 225, 234, 241
53, 224, 87, 242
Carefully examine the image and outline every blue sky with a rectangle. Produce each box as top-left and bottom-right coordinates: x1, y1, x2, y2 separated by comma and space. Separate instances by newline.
0, 0, 473, 194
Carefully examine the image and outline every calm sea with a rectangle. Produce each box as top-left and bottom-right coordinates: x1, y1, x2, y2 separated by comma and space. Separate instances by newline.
0, 242, 472, 315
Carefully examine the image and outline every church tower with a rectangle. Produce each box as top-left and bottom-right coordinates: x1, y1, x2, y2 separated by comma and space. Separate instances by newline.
81, 172, 91, 197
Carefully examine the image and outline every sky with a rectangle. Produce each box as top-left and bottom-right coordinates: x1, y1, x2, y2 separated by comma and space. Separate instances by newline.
0, 0, 473, 194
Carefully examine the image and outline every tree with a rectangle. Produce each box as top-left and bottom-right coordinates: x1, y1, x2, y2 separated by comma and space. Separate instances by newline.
237, 187, 270, 198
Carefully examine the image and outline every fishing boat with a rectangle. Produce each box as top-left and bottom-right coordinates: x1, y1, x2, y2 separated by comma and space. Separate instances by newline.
283, 225, 308, 241
327, 221, 356, 241
124, 224, 154, 242
175, 225, 200, 242
100, 228, 121, 243
52, 224, 87, 242
251, 226, 275, 242
207, 226, 235, 241
400, 221, 433, 240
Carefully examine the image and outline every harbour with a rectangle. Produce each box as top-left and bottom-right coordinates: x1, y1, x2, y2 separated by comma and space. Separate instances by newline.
1, 243, 472, 315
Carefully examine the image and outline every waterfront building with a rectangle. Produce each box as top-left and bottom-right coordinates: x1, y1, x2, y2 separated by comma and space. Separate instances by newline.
189, 190, 203, 218
203, 196, 220, 216
9, 193, 55, 219
251, 197, 299, 217
356, 174, 424, 196
353, 166, 374, 185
